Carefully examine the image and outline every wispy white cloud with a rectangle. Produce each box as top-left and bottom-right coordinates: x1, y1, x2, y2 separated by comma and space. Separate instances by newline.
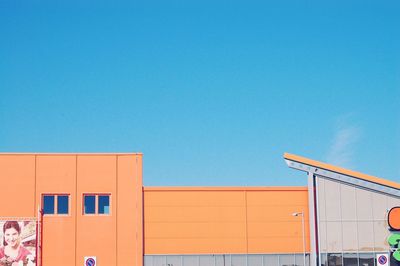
326, 115, 361, 168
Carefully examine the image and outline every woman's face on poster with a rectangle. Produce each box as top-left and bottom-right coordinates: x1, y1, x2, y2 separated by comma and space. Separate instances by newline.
4, 227, 20, 248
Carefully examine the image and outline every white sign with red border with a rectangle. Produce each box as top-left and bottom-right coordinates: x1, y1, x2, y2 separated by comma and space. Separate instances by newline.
84, 256, 97, 266
376, 254, 388, 266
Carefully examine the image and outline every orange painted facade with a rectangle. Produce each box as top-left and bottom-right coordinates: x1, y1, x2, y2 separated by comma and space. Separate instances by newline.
0, 154, 143, 266
0, 153, 312, 266
144, 187, 310, 255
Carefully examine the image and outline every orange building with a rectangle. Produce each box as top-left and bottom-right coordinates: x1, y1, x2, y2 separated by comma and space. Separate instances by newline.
0, 153, 143, 266
0, 153, 398, 266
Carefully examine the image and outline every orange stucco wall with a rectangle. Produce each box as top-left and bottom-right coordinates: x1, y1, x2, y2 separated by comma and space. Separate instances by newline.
144, 187, 310, 255
0, 153, 143, 266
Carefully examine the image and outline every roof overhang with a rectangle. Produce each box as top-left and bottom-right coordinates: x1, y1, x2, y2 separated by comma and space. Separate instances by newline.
284, 153, 400, 197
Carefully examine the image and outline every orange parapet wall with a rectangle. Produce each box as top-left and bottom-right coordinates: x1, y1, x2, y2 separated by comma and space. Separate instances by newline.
0, 153, 143, 266
144, 187, 310, 255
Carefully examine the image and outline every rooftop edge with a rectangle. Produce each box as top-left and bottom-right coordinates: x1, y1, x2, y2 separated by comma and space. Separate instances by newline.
284, 152, 400, 190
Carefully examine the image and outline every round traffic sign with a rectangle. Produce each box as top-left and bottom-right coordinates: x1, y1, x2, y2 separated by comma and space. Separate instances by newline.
378, 255, 387, 265
85, 258, 96, 266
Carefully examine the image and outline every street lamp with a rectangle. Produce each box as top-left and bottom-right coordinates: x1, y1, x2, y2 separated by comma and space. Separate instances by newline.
292, 212, 306, 266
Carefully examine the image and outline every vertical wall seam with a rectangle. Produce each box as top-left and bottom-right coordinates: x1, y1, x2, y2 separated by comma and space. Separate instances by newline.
355, 185, 360, 257
338, 181, 343, 265
323, 178, 328, 256
136, 156, 138, 266
245, 190, 249, 254
116, 155, 118, 266
137, 155, 141, 266
370, 192, 375, 255
34, 155, 37, 217
75, 155, 78, 266
139, 155, 144, 266
315, 176, 321, 266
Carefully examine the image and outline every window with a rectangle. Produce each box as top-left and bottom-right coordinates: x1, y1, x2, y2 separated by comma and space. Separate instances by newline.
83, 194, 110, 215
359, 253, 375, 266
57, 195, 69, 214
98, 195, 110, 214
84, 195, 96, 214
43, 195, 55, 214
343, 253, 358, 266
42, 194, 69, 215
327, 253, 342, 266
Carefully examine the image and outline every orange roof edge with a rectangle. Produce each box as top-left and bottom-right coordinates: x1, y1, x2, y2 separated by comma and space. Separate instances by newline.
144, 186, 308, 191
0, 152, 143, 155
284, 152, 400, 189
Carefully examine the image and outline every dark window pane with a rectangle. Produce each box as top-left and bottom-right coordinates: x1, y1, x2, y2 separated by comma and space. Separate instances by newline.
43, 195, 55, 214
343, 253, 358, 266
328, 253, 342, 266
57, 195, 69, 214
98, 195, 110, 214
390, 252, 398, 266
84, 195, 96, 214
359, 253, 374, 266
320, 254, 327, 266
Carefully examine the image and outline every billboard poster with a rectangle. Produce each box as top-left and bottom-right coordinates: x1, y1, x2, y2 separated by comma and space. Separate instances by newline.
0, 220, 37, 266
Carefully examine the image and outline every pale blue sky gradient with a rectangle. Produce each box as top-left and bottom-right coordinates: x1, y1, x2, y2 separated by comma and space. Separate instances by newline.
1, 1, 399, 186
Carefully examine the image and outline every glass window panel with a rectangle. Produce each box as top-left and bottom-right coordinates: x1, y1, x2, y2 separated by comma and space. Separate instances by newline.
57, 195, 69, 214
358, 221, 374, 251
84, 195, 96, 214
327, 253, 342, 266
43, 195, 55, 214
343, 253, 358, 266
295, 254, 307, 266
199, 256, 214, 266
324, 179, 341, 221
248, 255, 262, 266
279, 254, 294, 266
319, 221, 327, 252
183, 256, 199, 266
372, 193, 387, 221
318, 177, 327, 221
359, 253, 374, 266
98, 195, 110, 214
320, 254, 327, 266
356, 188, 373, 220
340, 184, 356, 221
167, 256, 182, 266
264, 255, 278, 266
342, 222, 358, 251
390, 252, 398, 266
231, 255, 246, 266
326, 222, 342, 252
373, 221, 389, 251
215, 256, 225, 266
145, 256, 154, 266
154, 256, 166, 266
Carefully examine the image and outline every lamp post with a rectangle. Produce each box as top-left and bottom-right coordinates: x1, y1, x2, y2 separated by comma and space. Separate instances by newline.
292, 212, 306, 266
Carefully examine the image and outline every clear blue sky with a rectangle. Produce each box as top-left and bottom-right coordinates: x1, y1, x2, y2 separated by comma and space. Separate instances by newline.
1, 1, 399, 186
